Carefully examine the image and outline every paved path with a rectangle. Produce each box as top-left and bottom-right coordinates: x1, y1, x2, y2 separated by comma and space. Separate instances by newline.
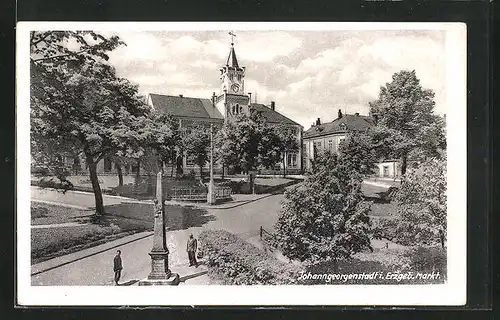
31, 186, 147, 209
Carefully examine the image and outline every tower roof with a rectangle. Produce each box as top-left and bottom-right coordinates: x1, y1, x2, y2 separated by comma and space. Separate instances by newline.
226, 44, 239, 68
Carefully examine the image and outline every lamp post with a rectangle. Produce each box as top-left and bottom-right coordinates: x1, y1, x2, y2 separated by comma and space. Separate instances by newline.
139, 171, 179, 285
207, 123, 216, 205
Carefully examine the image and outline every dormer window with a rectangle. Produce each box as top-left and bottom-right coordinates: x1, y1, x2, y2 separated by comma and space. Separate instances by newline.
339, 123, 347, 131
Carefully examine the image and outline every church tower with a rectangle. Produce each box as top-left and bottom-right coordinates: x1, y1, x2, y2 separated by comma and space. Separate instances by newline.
214, 32, 251, 121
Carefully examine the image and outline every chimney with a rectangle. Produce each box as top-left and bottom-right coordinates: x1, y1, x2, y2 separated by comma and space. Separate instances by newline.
355, 112, 359, 116
338, 109, 343, 119
179, 94, 183, 98
211, 92, 216, 105
248, 93, 252, 103
270, 101, 275, 111
316, 118, 321, 126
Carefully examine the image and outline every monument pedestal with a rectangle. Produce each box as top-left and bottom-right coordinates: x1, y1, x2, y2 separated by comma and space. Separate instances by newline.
138, 251, 180, 286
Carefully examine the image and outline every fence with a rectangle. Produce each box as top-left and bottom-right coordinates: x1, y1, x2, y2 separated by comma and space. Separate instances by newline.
170, 185, 232, 203
260, 226, 276, 251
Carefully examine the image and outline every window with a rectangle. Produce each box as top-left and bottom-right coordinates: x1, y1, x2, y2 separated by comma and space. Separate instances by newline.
232, 104, 242, 115
287, 153, 298, 167
131, 164, 139, 173
383, 165, 390, 177
186, 153, 196, 166
104, 158, 112, 173
328, 140, 333, 150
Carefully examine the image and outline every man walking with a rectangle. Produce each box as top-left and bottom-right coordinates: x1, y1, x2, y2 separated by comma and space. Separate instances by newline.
186, 234, 198, 267
113, 250, 123, 285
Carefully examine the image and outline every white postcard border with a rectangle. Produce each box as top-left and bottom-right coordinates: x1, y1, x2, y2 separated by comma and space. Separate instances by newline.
16, 21, 467, 306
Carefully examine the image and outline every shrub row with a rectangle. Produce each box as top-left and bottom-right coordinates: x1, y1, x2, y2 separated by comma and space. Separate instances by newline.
32, 177, 74, 192
198, 229, 302, 285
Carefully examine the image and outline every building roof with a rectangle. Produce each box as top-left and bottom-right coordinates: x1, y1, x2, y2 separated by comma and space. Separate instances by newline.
148, 94, 301, 126
148, 94, 224, 120
226, 44, 239, 68
303, 114, 375, 139
250, 103, 302, 127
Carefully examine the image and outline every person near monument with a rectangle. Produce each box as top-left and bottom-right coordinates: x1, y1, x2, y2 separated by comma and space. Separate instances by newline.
113, 250, 123, 285
187, 234, 198, 267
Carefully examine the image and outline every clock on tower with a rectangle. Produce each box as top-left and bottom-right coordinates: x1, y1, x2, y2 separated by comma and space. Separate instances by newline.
230, 83, 240, 93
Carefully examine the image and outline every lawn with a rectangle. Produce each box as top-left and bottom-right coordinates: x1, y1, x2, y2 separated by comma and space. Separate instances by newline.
31, 201, 216, 264
31, 202, 94, 225
31, 202, 151, 264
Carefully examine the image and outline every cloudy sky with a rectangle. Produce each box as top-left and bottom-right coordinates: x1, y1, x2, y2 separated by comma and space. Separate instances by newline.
105, 29, 447, 128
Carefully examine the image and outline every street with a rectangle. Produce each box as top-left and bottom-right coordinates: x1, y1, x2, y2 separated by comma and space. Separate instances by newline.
30, 186, 284, 285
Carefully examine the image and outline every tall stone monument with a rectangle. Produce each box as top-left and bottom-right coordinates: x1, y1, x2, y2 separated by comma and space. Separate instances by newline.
139, 171, 180, 285
207, 124, 217, 205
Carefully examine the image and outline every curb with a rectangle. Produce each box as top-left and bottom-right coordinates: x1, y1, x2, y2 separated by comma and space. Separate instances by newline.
31, 186, 151, 203
165, 193, 276, 210
363, 181, 394, 188
31, 231, 153, 276
31, 199, 91, 210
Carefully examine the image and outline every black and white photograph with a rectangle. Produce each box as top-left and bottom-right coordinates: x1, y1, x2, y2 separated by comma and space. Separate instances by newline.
16, 22, 466, 306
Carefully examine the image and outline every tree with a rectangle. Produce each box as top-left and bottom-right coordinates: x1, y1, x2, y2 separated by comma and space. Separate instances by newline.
378, 154, 447, 248
31, 31, 150, 215
218, 110, 283, 190
218, 112, 262, 175
273, 150, 372, 265
181, 125, 210, 178
146, 111, 180, 177
338, 130, 378, 176
369, 70, 446, 175
275, 124, 299, 177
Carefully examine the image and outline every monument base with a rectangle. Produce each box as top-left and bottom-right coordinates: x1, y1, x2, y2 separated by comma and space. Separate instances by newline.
138, 273, 180, 286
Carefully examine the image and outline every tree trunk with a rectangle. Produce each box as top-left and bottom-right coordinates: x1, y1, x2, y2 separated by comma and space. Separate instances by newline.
282, 155, 286, 178
86, 155, 105, 215
135, 159, 141, 186
116, 164, 123, 187
401, 153, 408, 176
439, 229, 445, 249
222, 162, 225, 180
199, 164, 203, 180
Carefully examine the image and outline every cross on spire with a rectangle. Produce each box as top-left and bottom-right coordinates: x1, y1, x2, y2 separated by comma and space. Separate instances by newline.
228, 31, 236, 45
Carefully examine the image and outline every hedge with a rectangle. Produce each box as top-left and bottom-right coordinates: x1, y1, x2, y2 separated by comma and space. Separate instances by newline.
198, 229, 302, 285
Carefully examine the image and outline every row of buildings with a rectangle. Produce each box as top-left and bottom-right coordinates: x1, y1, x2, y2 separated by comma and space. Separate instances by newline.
49, 39, 400, 179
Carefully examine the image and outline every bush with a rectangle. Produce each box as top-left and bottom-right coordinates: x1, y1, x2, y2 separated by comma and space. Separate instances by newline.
36, 177, 74, 193
198, 229, 302, 285
405, 246, 446, 274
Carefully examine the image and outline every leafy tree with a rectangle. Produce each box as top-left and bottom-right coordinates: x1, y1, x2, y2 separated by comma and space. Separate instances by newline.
181, 125, 210, 178
377, 154, 447, 248
273, 150, 372, 265
338, 130, 378, 176
31, 31, 150, 215
145, 111, 180, 177
218, 112, 262, 175
369, 70, 446, 175
218, 110, 284, 190
275, 124, 299, 177
258, 125, 282, 171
